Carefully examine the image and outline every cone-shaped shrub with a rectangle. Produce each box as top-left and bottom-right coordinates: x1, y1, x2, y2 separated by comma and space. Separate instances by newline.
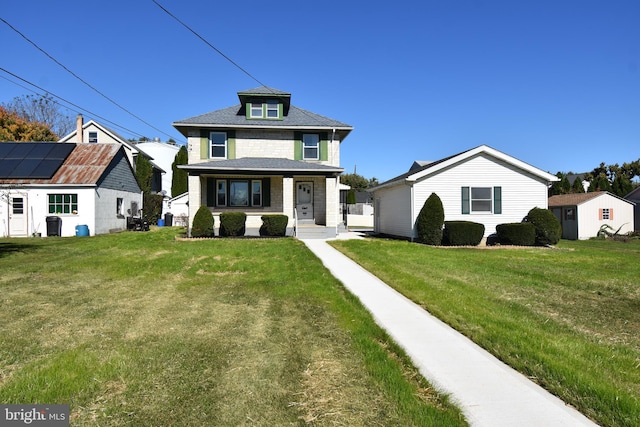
191, 206, 214, 238
525, 207, 562, 245
416, 192, 444, 245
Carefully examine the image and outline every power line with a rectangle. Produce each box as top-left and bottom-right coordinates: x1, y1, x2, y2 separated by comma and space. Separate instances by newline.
152, 0, 269, 89
0, 15, 180, 142
0, 67, 164, 142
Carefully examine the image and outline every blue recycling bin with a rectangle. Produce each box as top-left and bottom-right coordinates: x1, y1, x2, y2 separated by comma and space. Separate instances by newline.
75, 224, 89, 236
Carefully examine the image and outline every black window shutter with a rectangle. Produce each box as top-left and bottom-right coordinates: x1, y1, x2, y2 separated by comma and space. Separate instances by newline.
206, 178, 215, 207
262, 178, 271, 207
461, 187, 470, 214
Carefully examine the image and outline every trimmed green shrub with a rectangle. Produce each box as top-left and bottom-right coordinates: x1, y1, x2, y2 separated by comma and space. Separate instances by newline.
220, 212, 247, 237
191, 206, 214, 238
496, 223, 536, 246
416, 193, 444, 245
260, 215, 288, 237
442, 221, 485, 246
525, 207, 562, 245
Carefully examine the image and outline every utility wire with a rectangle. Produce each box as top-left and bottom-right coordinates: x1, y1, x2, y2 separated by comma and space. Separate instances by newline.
0, 67, 159, 142
152, 0, 269, 89
0, 15, 180, 141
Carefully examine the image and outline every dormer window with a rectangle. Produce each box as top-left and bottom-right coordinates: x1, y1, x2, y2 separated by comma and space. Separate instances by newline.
266, 100, 279, 118
247, 99, 282, 120
250, 102, 263, 118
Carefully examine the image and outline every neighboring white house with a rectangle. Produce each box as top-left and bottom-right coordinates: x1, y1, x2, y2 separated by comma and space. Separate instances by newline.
369, 145, 559, 240
624, 186, 640, 231
135, 141, 181, 197
163, 192, 189, 227
0, 142, 142, 237
549, 191, 635, 240
60, 116, 165, 194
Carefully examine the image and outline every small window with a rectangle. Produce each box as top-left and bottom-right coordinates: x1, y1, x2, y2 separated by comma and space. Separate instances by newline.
48, 194, 78, 214
12, 197, 24, 214
303, 134, 319, 160
250, 102, 263, 118
602, 208, 610, 220
564, 208, 575, 221
266, 101, 279, 118
88, 132, 98, 143
116, 198, 123, 216
229, 181, 249, 207
471, 187, 492, 212
210, 132, 227, 158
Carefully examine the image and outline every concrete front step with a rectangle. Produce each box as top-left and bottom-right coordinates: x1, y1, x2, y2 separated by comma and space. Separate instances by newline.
296, 224, 336, 239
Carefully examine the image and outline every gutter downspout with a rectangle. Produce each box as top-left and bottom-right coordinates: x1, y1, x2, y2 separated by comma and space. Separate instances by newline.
409, 181, 415, 242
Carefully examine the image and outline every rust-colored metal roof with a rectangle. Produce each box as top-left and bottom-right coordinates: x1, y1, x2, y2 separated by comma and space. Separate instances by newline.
548, 191, 606, 207
0, 143, 122, 185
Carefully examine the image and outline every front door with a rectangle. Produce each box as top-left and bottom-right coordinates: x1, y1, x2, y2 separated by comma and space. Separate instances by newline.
9, 195, 28, 237
296, 182, 314, 221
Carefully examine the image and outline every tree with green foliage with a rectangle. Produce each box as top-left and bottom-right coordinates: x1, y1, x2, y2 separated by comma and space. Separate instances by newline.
135, 154, 153, 193
525, 207, 561, 246
171, 145, 188, 197
191, 205, 214, 237
0, 106, 59, 141
570, 177, 585, 193
416, 193, 444, 245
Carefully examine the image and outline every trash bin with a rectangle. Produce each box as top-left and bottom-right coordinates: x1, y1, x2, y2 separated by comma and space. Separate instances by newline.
75, 224, 89, 236
158, 218, 165, 227
164, 212, 173, 227
46, 216, 62, 237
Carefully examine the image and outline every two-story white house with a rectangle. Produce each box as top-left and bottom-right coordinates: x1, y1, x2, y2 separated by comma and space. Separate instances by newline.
173, 87, 353, 237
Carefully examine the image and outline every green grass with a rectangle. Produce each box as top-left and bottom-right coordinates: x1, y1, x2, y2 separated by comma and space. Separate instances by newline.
330, 237, 640, 427
0, 229, 465, 426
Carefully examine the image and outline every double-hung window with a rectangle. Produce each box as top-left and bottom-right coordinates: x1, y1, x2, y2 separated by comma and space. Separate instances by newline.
250, 102, 263, 118
48, 194, 78, 214
461, 186, 501, 214
210, 132, 227, 158
303, 134, 319, 160
266, 101, 279, 118
88, 132, 98, 143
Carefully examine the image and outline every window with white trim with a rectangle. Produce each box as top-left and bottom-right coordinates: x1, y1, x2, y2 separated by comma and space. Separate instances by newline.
250, 102, 263, 118
303, 134, 319, 160
471, 187, 492, 212
252, 180, 262, 206
117, 198, 124, 216
88, 132, 98, 143
210, 132, 227, 158
215, 179, 267, 208
217, 180, 227, 206
266, 100, 279, 118
48, 194, 78, 214
602, 208, 610, 220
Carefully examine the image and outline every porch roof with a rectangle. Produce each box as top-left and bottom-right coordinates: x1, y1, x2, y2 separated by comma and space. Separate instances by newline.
179, 157, 344, 177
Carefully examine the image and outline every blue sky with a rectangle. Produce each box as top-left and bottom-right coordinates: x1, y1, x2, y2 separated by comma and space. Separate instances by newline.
1, 1, 639, 182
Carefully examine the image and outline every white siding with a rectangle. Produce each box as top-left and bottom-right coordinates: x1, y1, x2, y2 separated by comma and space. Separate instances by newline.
411, 154, 549, 237
577, 196, 635, 240
373, 185, 412, 238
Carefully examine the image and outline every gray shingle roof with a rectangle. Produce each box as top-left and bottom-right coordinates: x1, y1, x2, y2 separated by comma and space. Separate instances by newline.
180, 157, 343, 175
174, 105, 351, 129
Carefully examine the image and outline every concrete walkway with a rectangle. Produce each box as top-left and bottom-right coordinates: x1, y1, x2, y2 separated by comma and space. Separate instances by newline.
302, 235, 599, 427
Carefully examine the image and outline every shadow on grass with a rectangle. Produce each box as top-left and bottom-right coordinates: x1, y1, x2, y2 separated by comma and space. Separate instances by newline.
0, 241, 41, 259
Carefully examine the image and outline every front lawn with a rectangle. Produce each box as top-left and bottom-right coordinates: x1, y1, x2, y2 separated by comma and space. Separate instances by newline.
330, 237, 640, 427
0, 229, 465, 426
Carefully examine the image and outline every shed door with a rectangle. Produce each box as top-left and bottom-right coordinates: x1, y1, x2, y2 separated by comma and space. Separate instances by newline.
9, 196, 28, 237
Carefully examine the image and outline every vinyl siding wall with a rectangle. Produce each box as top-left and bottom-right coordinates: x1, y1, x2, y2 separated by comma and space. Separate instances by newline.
577, 196, 635, 239
373, 184, 412, 238
411, 154, 549, 238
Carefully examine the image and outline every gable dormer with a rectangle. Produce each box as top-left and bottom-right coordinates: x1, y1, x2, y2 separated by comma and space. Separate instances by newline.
237, 87, 291, 120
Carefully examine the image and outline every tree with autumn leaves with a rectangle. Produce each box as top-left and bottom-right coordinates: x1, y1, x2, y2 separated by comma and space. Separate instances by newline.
0, 105, 59, 141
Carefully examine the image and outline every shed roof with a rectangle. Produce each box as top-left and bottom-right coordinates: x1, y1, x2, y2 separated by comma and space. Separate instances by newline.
548, 191, 635, 207
0, 143, 123, 186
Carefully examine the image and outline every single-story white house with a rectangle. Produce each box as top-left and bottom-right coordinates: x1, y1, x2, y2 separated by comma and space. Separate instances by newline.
0, 142, 142, 237
368, 145, 559, 240
162, 192, 189, 227
549, 191, 635, 240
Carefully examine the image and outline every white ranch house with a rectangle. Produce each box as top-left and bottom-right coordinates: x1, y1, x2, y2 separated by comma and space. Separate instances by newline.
369, 145, 559, 240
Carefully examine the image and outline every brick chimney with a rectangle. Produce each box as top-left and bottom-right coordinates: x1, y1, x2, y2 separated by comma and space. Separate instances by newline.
76, 114, 83, 143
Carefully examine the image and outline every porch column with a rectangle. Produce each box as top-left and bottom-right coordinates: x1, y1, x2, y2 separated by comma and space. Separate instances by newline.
187, 175, 201, 233
325, 177, 338, 228
282, 176, 294, 227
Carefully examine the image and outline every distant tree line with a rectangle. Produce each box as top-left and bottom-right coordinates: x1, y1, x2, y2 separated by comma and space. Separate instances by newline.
550, 160, 640, 197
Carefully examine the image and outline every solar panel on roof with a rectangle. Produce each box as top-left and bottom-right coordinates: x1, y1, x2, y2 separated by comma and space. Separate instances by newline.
0, 142, 74, 179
